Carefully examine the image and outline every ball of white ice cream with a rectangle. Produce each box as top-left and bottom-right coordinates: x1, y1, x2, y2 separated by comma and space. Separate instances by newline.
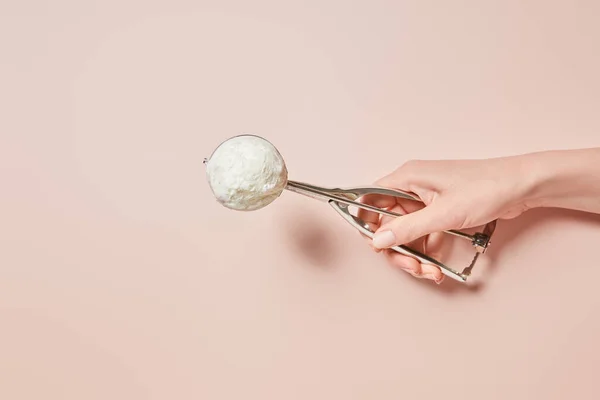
205, 135, 288, 211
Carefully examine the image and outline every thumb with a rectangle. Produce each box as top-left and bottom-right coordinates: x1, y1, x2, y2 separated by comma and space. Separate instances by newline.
372, 201, 457, 249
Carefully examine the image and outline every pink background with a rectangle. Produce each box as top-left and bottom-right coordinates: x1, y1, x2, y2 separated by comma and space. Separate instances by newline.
2, 1, 600, 399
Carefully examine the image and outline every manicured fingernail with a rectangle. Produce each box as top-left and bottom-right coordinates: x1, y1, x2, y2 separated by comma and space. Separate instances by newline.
435, 277, 444, 285
373, 230, 396, 249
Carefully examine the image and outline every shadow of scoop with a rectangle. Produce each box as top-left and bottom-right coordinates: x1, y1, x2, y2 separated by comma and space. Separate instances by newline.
280, 210, 339, 269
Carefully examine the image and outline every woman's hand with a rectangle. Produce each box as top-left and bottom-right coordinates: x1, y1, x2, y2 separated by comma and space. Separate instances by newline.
360, 147, 600, 283
357, 153, 552, 283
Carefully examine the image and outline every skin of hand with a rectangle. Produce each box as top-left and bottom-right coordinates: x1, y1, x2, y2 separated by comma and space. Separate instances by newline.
358, 148, 600, 284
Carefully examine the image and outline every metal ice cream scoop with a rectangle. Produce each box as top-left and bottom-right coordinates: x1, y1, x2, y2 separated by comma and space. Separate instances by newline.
205, 135, 496, 283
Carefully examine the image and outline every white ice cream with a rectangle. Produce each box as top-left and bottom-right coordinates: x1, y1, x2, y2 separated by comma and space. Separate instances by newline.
205, 135, 288, 211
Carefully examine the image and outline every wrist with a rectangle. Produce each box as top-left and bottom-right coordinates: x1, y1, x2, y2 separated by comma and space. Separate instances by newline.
519, 148, 600, 212
520, 151, 561, 209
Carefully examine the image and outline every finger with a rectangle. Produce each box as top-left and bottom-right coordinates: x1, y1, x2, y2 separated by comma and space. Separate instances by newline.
373, 201, 458, 249
419, 263, 444, 283
357, 193, 396, 229
419, 232, 445, 283
357, 194, 394, 253
396, 197, 425, 214
383, 250, 422, 277
378, 201, 426, 244
359, 193, 397, 208
423, 231, 444, 256
379, 203, 409, 227
357, 193, 424, 228
384, 250, 444, 283
378, 204, 429, 256
357, 210, 380, 225
360, 231, 383, 253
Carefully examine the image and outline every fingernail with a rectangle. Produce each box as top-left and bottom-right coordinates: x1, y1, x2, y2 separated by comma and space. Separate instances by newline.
435, 276, 444, 285
399, 264, 421, 276
409, 270, 422, 278
373, 230, 396, 249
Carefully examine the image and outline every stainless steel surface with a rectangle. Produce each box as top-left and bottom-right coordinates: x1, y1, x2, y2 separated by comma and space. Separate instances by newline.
329, 201, 468, 281
286, 180, 497, 283
286, 181, 492, 251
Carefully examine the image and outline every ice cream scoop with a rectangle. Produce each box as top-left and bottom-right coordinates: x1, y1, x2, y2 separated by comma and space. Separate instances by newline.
203, 134, 497, 283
